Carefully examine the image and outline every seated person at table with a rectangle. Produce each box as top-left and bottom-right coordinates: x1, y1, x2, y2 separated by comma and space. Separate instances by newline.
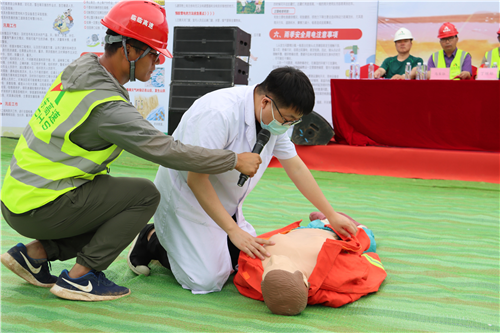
480, 27, 500, 79
374, 28, 423, 80
234, 212, 387, 316
427, 22, 472, 80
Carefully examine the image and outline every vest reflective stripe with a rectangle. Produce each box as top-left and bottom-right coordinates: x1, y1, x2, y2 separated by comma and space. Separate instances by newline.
12, 135, 108, 182
23, 115, 123, 174
485, 48, 500, 78
2, 74, 128, 214
432, 49, 468, 79
2, 168, 86, 214
9, 156, 89, 191
22, 126, 103, 174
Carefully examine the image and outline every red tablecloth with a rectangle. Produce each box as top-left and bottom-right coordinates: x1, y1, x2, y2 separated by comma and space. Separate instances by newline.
330, 79, 500, 152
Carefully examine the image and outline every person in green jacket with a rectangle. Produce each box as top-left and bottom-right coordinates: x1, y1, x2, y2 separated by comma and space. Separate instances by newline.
374, 28, 423, 80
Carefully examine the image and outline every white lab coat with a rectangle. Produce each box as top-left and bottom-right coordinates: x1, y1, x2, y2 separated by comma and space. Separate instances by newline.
154, 85, 296, 294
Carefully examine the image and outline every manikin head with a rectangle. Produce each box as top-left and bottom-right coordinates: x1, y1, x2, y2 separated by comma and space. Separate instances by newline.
261, 255, 309, 316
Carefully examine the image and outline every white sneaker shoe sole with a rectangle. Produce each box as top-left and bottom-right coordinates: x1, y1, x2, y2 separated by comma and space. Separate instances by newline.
127, 235, 151, 276
1, 253, 55, 288
50, 284, 130, 301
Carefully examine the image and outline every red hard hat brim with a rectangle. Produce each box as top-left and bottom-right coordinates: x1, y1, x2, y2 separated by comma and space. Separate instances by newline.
438, 32, 457, 39
158, 48, 173, 58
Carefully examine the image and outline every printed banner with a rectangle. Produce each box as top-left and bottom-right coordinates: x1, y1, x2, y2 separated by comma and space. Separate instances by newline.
1, 0, 379, 137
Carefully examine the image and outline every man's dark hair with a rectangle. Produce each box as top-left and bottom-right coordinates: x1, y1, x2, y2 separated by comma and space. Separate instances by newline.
104, 29, 149, 56
257, 67, 315, 116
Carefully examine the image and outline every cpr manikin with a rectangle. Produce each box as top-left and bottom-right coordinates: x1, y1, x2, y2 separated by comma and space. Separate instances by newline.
234, 214, 386, 315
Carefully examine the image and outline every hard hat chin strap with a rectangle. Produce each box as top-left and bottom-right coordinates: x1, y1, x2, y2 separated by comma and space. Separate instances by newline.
121, 38, 151, 82
104, 34, 151, 82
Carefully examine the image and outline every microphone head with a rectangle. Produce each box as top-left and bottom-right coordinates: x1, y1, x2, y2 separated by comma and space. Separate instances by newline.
257, 129, 271, 145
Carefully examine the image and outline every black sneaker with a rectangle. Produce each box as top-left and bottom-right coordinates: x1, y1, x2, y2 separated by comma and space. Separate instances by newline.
50, 269, 130, 301
1, 243, 57, 287
127, 223, 155, 276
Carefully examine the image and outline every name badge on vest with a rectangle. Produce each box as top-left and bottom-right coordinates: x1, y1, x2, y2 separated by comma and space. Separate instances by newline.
430, 68, 450, 80
476, 68, 498, 81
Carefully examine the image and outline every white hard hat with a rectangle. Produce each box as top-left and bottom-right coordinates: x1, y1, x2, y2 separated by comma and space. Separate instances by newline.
394, 28, 413, 41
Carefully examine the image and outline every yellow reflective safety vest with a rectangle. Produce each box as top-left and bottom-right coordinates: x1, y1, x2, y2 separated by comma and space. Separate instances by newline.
432, 49, 469, 80
484, 47, 500, 78
2, 73, 128, 214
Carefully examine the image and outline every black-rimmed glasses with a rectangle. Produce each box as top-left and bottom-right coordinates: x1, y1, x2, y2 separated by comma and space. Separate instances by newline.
134, 47, 161, 62
265, 95, 302, 126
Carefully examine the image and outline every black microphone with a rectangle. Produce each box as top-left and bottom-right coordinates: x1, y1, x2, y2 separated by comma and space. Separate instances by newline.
237, 128, 271, 187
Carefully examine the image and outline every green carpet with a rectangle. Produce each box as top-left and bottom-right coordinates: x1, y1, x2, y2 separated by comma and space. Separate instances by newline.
1, 137, 499, 332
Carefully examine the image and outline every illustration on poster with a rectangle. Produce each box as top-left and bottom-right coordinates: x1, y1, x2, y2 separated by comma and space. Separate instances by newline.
146, 106, 166, 122
344, 45, 359, 63
145, 68, 165, 88
237, 0, 265, 14
53, 9, 74, 35
134, 94, 161, 120
86, 34, 104, 47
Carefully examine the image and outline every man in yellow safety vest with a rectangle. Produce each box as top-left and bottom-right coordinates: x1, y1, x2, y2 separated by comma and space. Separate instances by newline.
427, 22, 472, 80
480, 27, 500, 79
0, 0, 261, 302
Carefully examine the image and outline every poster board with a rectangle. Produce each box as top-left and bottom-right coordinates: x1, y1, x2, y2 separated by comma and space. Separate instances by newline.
1, 0, 378, 136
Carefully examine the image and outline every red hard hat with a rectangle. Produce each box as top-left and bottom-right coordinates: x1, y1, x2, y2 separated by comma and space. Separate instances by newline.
101, 0, 172, 58
438, 22, 458, 39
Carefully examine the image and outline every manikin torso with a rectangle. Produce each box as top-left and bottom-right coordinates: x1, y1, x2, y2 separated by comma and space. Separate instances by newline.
262, 229, 338, 279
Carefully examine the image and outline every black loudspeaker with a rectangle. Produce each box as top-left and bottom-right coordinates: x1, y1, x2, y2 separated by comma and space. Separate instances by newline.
171, 55, 249, 85
168, 26, 251, 134
174, 27, 251, 56
291, 111, 334, 145
168, 83, 231, 134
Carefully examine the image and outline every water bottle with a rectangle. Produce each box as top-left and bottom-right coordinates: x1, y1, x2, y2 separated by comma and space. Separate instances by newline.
349, 62, 355, 79
493, 62, 498, 69
368, 62, 374, 79
405, 62, 411, 80
484, 61, 490, 68
416, 62, 422, 80
422, 64, 428, 80
355, 63, 360, 79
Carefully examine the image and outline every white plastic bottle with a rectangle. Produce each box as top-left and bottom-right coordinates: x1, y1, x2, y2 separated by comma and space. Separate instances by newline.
416, 62, 422, 80
492, 62, 498, 69
355, 63, 360, 79
485, 61, 490, 68
350, 62, 355, 79
422, 64, 428, 80
368, 62, 374, 79
405, 62, 411, 80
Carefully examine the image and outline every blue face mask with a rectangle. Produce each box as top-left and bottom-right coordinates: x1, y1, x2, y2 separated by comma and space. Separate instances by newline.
260, 102, 291, 136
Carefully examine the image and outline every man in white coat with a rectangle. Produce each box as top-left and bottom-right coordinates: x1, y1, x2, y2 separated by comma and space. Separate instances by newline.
128, 67, 358, 294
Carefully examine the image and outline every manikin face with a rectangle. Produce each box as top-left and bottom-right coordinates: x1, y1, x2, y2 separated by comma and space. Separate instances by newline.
263, 255, 309, 287
125, 45, 161, 82
395, 39, 412, 54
